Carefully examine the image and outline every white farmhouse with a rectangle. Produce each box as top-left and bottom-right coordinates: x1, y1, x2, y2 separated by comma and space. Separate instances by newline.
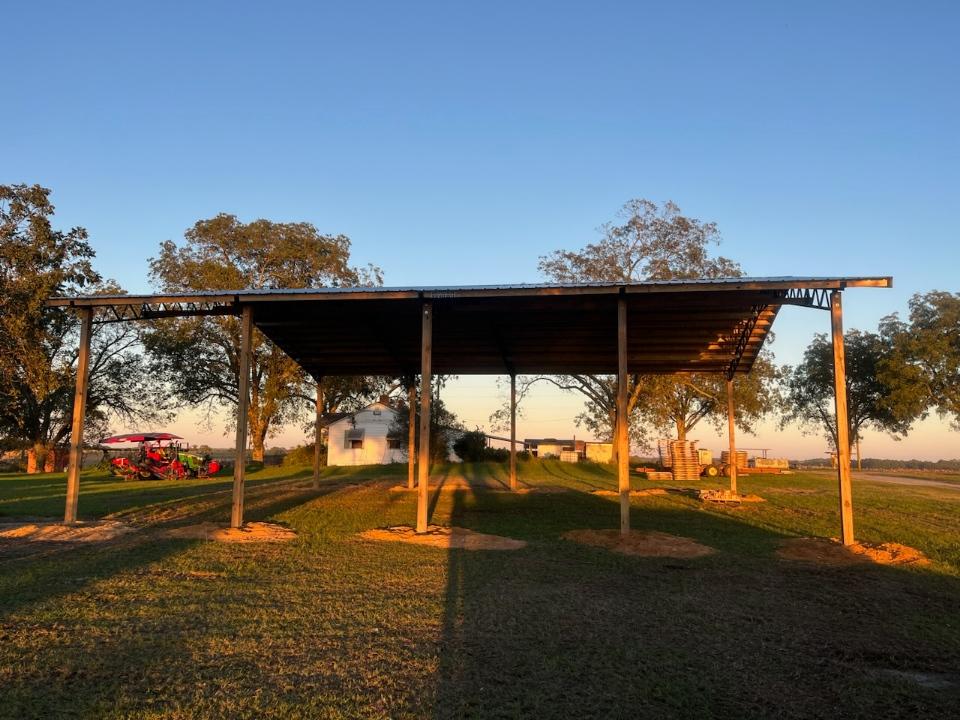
325, 401, 406, 466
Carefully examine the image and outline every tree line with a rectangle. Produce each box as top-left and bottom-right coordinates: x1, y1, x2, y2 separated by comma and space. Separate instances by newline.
1, 183, 957, 472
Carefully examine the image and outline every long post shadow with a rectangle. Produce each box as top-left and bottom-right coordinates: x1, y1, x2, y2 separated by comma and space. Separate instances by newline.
430, 474, 960, 718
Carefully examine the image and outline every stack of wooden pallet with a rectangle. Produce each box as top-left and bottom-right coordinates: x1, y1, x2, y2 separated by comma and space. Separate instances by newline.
669, 440, 701, 481
721, 450, 748, 470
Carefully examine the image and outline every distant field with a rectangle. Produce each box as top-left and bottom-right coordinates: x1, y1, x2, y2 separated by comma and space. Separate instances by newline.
1, 460, 959, 718
861, 469, 960, 485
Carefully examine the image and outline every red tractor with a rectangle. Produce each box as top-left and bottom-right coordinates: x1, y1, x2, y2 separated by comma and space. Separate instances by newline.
101, 432, 220, 481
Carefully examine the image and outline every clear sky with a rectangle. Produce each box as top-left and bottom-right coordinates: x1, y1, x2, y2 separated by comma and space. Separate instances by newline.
4, 1, 959, 459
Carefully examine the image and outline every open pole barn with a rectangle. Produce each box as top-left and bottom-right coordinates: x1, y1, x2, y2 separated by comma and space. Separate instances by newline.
48, 277, 890, 545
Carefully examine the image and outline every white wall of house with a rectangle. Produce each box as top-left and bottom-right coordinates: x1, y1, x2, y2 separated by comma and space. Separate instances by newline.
327, 402, 406, 466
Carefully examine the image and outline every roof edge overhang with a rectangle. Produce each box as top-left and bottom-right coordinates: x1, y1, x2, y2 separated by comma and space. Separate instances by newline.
46, 276, 892, 308
43, 276, 892, 377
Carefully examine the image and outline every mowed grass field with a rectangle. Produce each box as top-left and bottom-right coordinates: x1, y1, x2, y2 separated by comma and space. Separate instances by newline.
2, 460, 959, 719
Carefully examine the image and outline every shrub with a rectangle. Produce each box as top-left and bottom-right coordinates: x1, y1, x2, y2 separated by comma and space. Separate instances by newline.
282, 443, 326, 467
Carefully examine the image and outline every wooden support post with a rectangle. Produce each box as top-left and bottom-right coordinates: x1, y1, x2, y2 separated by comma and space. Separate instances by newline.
64, 307, 93, 524
617, 296, 630, 536
416, 303, 433, 533
727, 378, 738, 495
231, 305, 253, 529
407, 382, 417, 490
831, 291, 855, 545
312, 379, 323, 490
509, 373, 517, 491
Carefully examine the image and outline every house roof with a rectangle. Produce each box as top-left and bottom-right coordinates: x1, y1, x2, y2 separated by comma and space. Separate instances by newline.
321, 401, 397, 427
48, 277, 891, 378
524, 439, 584, 446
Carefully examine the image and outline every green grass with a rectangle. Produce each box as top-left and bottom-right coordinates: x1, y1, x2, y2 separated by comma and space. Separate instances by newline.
0, 465, 318, 519
1, 460, 959, 719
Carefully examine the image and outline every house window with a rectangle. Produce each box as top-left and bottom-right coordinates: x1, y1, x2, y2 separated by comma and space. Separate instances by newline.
344, 429, 364, 449
372, 408, 382, 416
387, 437, 401, 449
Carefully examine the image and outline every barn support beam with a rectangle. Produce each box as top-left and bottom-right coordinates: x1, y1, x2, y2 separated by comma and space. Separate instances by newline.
407, 382, 417, 490
231, 305, 253, 529
617, 296, 630, 536
830, 291, 855, 545
64, 307, 93, 524
313, 378, 324, 490
727, 378, 738, 495
509, 373, 518, 491
416, 303, 433, 533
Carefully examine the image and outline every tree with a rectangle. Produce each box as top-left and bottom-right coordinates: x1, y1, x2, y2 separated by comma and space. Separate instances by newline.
452, 430, 488, 463
538, 198, 741, 283
530, 198, 775, 456
879, 291, 960, 430
780, 330, 915, 468
145, 214, 382, 460
496, 374, 651, 453
387, 380, 464, 464
617, 355, 779, 443
0, 185, 163, 471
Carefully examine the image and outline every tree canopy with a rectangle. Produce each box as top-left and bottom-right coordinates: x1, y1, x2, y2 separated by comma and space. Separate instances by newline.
780, 329, 915, 465
879, 291, 960, 430
387, 381, 464, 464
145, 214, 383, 460
538, 198, 741, 282
0, 185, 162, 471
530, 198, 775, 454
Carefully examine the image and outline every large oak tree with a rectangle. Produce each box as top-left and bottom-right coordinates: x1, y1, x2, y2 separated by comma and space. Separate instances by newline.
529, 199, 778, 458
0, 185, 163, 471
879, 290, 960, 430
145, 214, 382, 460
780, 329, 917, 467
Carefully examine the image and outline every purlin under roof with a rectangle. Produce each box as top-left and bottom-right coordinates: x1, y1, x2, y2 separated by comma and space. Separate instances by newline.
48, 276, 892, 378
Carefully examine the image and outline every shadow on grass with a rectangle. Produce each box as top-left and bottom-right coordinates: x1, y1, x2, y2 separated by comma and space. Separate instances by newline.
0, 532, 198, 620
0, 473, 346, 619
431, 483, 960, 719
0, 472, 416, 717
536, 459, 616, 491
0, 467, 317, 520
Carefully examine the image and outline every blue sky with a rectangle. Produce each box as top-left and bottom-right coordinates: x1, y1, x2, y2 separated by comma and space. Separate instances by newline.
4, 1, 958, 458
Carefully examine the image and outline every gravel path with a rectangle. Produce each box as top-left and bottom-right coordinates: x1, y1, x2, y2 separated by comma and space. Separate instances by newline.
852, 472, 960, 491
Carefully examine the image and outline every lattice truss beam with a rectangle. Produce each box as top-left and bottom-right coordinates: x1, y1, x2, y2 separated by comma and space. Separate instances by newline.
93, 299, 238, 324
776, 287, 832, 310
722, 304, 770, 378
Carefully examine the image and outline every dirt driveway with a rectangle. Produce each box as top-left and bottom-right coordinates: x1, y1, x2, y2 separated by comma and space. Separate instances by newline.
852, 472, 960, 491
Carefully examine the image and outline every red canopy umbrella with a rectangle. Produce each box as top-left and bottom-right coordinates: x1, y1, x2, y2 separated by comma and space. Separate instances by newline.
100, 432, 183, 444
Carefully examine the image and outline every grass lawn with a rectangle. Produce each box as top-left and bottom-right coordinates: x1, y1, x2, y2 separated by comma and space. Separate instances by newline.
1, 460, 959, 718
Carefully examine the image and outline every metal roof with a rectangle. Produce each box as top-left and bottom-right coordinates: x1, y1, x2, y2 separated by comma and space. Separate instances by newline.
47, 276, 892, 378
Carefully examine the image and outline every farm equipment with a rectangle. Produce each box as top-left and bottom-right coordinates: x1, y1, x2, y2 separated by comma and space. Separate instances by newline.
100, 432, 220, 481
655, 440, 720, 479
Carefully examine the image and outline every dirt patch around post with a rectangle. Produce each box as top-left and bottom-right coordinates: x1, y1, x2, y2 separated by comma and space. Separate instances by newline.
777, 537, 929, 567
165, 521, 297, 543
592, 488, 670, 498
698, 489, 765, 504
562, 529, 716, 558
0, 520, 134, 543
359, 525, 527, 551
